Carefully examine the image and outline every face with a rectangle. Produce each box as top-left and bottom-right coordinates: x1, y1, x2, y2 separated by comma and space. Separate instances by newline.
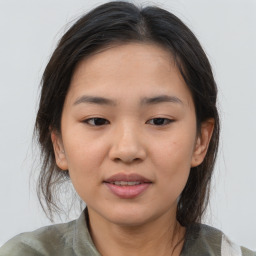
52, 43, 213, 227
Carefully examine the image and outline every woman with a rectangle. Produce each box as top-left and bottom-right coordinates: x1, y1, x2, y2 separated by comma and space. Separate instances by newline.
0, 1, 255, 255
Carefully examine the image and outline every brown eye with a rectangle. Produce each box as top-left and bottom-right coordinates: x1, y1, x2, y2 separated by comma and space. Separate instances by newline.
84, 118, 110, 126
147, 118, 173, 126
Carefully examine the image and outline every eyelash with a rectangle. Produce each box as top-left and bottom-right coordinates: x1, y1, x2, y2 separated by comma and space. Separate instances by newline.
83, 117, 174, 126
146, 118, 174, 126
83, 118, 110, 126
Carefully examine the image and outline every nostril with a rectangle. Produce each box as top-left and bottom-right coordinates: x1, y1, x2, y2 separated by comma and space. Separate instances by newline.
113, 157, 142, 164
109, 139, 147, 163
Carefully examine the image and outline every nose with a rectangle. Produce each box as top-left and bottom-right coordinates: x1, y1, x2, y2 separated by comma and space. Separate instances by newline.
108, 123, 146, 164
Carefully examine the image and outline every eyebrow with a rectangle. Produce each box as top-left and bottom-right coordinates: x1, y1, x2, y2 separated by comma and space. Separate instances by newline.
73, 96, 116, 106
73, 94, 183, 106
141, 95, 183, 105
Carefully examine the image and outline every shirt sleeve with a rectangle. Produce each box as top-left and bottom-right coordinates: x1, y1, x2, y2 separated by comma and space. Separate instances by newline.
221, 234, 256, 256
241, 246, 256, 256
0, 234, 44, 256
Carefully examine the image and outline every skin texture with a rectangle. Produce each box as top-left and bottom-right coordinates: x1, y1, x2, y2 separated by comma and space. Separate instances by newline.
51, 43, 214, 256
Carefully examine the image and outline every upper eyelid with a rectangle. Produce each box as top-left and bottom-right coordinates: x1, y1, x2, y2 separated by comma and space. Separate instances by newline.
83, 117, 110, 125
146, 117, 174, 124
82, 117, 174, 124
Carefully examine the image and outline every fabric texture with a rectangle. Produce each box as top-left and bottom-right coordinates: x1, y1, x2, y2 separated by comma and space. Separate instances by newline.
0, 210, 255, 256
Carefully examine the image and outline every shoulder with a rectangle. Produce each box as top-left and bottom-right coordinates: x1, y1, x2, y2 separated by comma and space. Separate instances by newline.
0, 210, 100, 256
0, 220, 76, 256
182, 223, 256, 256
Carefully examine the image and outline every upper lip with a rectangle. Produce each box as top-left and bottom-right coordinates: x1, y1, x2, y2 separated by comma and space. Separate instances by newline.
104, 173, 152, 183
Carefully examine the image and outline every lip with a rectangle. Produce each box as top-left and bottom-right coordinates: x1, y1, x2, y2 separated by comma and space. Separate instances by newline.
104, 173, 152, 199
104, 173, 152, 183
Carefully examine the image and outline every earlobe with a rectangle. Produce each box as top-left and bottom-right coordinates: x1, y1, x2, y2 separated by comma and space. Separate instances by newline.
51, 131, 68, 170
191, 118, 214, 167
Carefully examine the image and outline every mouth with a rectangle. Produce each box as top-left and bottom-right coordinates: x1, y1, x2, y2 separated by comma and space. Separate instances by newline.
107, 181, 145, 186
103, 173, 152, 199
104, 173, 152, 183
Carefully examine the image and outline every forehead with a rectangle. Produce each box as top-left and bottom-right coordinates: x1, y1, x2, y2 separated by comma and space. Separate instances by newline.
72, 42, 174, 81
67, 42, 193, 108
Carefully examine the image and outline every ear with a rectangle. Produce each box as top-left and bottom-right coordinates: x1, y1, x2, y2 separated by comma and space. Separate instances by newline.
51, 130, 68, 170
191, 118, 214, 167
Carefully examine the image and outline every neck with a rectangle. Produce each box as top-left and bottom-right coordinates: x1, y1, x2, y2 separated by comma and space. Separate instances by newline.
87, 208, 186, 256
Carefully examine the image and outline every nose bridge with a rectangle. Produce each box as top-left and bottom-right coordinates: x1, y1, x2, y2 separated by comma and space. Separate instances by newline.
109, 120, 146, 163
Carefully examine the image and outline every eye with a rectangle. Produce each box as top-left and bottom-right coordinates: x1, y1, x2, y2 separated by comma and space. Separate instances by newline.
83, 117, 110, 126
146, 118, 174, 126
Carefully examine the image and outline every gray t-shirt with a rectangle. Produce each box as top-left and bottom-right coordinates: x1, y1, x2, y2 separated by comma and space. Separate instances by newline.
0, 210, 255, 256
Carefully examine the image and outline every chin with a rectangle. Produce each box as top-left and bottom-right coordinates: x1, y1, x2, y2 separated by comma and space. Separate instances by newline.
108, 213, 152, 227
98, 203, 160, 227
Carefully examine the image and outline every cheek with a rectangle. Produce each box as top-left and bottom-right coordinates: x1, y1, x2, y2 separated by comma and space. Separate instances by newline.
151, 132, 196, 193
62, 129, 108, 183
152, 133, 195, 168
63, 137, 106, 202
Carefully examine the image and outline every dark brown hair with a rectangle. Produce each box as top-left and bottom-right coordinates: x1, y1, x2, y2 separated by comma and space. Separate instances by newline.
35, 1, 219, 225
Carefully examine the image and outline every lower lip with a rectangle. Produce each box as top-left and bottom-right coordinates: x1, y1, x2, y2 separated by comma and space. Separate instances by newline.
104, 183, 151, 199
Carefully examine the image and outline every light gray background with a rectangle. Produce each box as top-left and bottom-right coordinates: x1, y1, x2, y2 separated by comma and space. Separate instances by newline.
0, 0, 255, 250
